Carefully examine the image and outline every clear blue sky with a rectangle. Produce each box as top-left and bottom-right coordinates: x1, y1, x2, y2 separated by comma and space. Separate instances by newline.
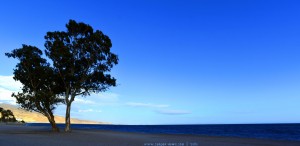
0, 0, 300, 125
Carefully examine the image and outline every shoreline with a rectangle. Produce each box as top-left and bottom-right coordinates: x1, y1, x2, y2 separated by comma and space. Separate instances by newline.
0, 124, 300, 146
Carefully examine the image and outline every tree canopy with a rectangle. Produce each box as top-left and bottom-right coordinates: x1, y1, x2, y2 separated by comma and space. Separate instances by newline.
0, 107, 17, 123
5, 20, 118, 132
44, 20, 118, 131
5, 45, 63, 131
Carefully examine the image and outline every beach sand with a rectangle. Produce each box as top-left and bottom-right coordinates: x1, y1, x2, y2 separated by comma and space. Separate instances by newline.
0, 124, 299, 146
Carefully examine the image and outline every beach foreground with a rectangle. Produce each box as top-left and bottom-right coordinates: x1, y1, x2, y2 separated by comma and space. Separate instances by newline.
0, 124, 300, 146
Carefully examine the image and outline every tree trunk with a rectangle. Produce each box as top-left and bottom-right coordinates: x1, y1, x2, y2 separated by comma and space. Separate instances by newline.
49, 115, 59, 132
65, 102, 72, 132
46, 113, 59, 132
49, 119, 59, 132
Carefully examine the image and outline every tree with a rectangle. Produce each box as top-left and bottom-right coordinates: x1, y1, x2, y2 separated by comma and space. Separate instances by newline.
1, 109, 8, 122
6, 110, 16, 122
0, 108, 17, 122
5, 45, 63, 131
44, 20, 118, 132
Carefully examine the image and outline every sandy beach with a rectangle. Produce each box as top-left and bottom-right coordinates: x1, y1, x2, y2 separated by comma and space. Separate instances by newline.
0, 124, 300, 146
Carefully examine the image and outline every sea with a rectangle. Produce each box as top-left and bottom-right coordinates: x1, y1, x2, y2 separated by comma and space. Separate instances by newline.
26, 123, 300, 141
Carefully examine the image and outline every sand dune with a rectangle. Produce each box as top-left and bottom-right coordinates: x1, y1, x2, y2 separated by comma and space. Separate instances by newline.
0, 103, 108, 124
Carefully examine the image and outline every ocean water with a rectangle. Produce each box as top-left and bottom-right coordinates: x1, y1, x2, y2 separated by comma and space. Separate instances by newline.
26, 123, 300, 141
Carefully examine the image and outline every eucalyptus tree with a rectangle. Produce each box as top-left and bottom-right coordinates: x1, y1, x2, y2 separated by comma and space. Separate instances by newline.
44, 20, 118, 132
6, 45, 63, 131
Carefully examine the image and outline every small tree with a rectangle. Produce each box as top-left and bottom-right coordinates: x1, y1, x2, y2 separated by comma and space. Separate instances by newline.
45, 20, 118, 132
6, 45, 63, 131
1, 110, 8, 122
6, 110, 16, 122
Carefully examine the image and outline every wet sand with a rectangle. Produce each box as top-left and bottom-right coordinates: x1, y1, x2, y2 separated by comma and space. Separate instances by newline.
0, 124, 300, 146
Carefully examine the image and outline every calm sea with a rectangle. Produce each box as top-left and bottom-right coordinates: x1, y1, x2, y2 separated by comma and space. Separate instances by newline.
26, 123, 300, 141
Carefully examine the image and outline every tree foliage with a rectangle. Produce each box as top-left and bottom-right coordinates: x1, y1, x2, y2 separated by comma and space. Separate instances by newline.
5, 20, 118, 132
5, 45, 63, 131
0, 107, 17, 122
44, 20, 118, 131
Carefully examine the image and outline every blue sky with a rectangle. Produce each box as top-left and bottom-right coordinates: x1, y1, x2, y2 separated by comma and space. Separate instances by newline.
1, 0, 300, 124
